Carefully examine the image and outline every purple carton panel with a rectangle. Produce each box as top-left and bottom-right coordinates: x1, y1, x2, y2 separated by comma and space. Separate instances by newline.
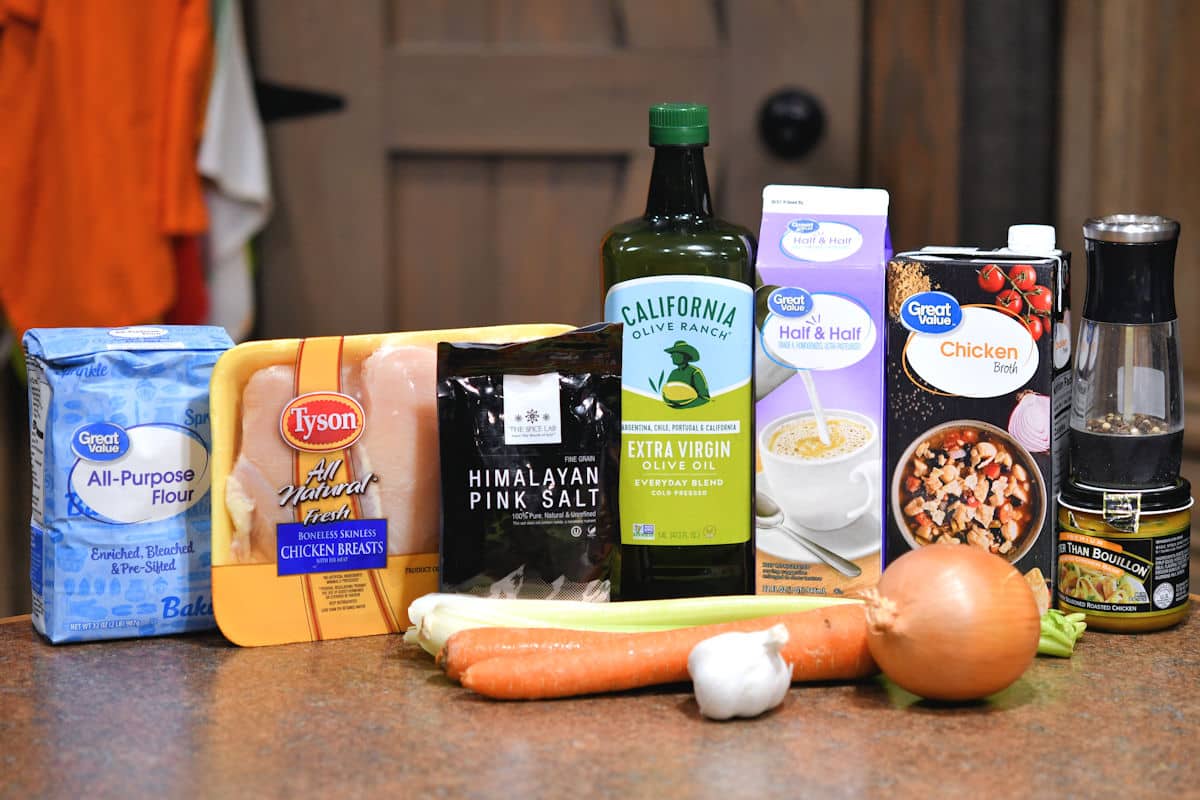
754, 186, 889, 596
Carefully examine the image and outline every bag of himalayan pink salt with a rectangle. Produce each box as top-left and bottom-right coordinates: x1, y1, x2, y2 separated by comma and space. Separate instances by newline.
438, 323, 622, 601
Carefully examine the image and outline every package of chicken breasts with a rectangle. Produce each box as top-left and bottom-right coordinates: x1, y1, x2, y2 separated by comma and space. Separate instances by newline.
209, 324, 572, 646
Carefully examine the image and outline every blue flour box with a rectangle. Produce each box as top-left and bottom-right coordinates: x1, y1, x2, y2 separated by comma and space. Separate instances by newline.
24, 325, 233, 643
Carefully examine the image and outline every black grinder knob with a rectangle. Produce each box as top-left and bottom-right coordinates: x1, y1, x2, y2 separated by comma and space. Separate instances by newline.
1082, 215, 1180, 324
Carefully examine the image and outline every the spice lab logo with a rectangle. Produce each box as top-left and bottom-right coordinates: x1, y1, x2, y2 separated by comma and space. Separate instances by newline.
524, 408, 549, 425
503, 373, 562, 445
508, 407, 556, 438
279, 392, 366, 452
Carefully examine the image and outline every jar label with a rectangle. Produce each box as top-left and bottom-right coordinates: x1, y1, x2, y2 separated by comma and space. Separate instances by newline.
1057, 520, 1190, 616
605, 275, 753, 546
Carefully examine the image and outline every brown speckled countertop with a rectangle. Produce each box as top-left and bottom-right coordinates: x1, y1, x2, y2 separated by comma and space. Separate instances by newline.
1, 611, 1198, 798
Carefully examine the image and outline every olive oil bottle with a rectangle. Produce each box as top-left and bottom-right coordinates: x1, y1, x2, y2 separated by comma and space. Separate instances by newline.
601, 103, 756, 599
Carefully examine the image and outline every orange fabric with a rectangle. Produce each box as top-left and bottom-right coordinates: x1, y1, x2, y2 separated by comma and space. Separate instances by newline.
1, 0, 45, 26
0, 0, 211, 334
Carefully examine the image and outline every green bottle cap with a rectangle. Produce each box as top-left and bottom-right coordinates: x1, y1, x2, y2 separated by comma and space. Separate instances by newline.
649, 102, 709, 146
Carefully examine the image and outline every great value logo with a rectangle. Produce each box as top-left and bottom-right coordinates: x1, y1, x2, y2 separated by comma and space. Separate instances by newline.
72, 422, 130, 462
767, 287, 814, 319
280, 392, 366, 452
900, 291, 963, 334
787, 219, 820, 234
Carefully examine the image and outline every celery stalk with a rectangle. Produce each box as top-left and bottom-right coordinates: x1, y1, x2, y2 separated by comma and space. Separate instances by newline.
1037, 610, 1087, 658
407, 593, 859, 657
408, 592, 858, 629
414, 605, 682, 657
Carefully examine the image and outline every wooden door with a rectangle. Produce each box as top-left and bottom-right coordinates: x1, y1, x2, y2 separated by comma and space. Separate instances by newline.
249, 0, 864, 338
1058, 0, 1200, 446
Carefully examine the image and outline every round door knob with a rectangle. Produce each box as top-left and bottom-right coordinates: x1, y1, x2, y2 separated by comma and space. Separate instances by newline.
758, 89, 826, 160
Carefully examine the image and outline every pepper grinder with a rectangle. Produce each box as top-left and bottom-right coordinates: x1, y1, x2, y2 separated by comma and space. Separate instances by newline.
1068, 214, 1183, 489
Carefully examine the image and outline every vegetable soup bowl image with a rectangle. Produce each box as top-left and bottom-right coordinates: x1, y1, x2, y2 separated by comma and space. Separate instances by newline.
891, 419, 1046, 563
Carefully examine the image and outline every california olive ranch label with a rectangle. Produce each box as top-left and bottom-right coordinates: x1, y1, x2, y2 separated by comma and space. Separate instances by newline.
605, 275, 753, 546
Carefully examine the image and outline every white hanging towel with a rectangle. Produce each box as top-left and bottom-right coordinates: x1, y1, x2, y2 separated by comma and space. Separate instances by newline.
198, 0, 271, 342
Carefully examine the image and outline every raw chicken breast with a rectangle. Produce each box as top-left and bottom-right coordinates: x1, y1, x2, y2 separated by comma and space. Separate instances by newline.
224, 347, 439, 563
338, 361, 375, 518
357, 346, 439, 555
225, 365, 295, 564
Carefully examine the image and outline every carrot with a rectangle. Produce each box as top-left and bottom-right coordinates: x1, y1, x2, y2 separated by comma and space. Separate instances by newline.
456, 604, 876, 700
439, 628, 615, 680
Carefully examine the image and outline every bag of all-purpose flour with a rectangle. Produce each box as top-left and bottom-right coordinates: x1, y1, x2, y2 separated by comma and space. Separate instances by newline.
24, 325, 233, 643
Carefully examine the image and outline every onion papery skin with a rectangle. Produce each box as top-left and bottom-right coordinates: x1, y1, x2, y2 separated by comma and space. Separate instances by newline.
865, 545, 1040, 701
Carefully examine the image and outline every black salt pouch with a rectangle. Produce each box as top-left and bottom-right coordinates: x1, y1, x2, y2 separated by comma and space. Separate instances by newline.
437, 323, 621, 600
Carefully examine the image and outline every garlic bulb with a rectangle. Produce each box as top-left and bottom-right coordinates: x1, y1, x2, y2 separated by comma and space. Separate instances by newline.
687, 624, 791, 720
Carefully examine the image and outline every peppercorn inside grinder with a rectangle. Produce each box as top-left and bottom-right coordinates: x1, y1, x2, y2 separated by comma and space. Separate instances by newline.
1069, 215, 1183, 489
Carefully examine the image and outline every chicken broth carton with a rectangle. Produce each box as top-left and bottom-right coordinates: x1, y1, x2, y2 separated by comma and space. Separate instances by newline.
754, 185, 890, 596
884, 245, 1070, 585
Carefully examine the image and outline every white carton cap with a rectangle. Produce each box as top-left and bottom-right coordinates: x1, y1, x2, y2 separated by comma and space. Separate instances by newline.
1007, 224, 1057, 252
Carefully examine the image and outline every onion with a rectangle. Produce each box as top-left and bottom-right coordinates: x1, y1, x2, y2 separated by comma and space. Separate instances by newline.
864, 544, 1040, 701
1008, 391, 1050, 453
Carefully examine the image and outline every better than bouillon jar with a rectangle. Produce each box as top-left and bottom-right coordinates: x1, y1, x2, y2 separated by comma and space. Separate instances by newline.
1057, 480, 1192, 632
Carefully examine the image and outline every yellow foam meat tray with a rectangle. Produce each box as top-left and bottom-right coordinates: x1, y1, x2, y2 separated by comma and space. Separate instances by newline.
209, 324, 575, 646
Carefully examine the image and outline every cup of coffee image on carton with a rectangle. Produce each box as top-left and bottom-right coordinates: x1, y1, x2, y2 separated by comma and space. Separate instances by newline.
758, 409, 880, 531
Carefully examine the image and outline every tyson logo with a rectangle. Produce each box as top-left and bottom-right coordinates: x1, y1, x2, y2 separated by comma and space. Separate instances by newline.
279, 392, 365, 452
